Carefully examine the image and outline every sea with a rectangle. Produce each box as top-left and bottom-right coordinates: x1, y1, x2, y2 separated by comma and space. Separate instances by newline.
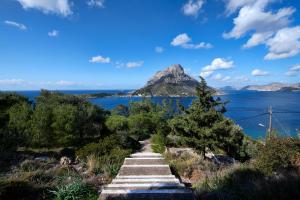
8, 90, 300, 139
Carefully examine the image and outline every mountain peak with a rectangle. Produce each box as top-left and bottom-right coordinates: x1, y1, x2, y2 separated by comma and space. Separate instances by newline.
147, 64, 190, 86
132, 64, 202, 96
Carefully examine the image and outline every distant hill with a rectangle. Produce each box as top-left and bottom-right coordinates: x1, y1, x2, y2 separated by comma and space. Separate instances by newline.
220, 86, 238, 91
132, 64, 219, 96
241, 82, 300, 91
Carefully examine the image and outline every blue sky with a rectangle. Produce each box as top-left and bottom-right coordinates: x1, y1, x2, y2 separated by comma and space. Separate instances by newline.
0, 0, 300, 90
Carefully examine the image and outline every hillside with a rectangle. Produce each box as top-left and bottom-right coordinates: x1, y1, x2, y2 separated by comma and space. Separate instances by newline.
241, 82, 300, 91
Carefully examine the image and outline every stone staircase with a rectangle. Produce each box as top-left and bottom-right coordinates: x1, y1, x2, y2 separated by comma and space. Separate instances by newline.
99, 142, 194, 200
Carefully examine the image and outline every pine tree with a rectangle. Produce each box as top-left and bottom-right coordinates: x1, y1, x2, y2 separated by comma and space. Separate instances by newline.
170, 77, 244, 159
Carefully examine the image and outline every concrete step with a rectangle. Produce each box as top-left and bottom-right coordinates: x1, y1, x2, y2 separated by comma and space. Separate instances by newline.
116, 175, 176, 179
118, 165, 172, 176
104, 183, 185, 190
112, 178, 180, 184
124, 158, 166, 165
131, 152, 162, 158
100, 189, 195, 200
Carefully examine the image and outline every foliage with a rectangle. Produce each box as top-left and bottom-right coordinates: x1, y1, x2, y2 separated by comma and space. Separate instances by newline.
0, 92, 32, 153
169, 77, 244, 159
151, 133, 166, 153
30, 90, 107, 147
105, 115, 128, 133
51, 179, 97, 200
254, 137, 300, 175
194, 166, 300, 200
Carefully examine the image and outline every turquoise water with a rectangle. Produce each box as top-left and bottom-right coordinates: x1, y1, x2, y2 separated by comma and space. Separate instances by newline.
9, 90, 300, 139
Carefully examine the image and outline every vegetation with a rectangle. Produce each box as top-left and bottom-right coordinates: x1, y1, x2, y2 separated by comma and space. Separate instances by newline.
1, 80, 300, 199
169, 77, 244, 159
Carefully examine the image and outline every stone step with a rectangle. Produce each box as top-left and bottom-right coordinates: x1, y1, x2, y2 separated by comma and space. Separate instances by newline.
131, 152, 162, 158
124, 158, 166, 165
100, 189, 195, 200
118, 165, 171, 176
112, 178, 180, 184
116, 175, 176, 179
104, 183, 185, 190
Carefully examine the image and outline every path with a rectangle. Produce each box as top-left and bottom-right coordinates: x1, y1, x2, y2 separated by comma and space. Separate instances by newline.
99, 140, 194, 200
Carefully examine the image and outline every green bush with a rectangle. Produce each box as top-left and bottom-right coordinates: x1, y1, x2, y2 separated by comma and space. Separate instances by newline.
76, 134, 138, 160
255, 137, 299, 175
0, 180, 51, 200
151, 133, 166, 153
51, 180, 97, 200
20, 160, 43, 172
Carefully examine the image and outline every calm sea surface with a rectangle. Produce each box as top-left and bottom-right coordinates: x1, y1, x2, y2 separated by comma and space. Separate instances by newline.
9, 90, 300, 139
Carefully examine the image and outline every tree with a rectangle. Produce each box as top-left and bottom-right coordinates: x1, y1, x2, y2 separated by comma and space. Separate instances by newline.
8, 102, 33, 146
169, 77, 244, 159
0, 93, 32, 152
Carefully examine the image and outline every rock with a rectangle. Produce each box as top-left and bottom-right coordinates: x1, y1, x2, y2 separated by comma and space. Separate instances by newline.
132, 64, 218, 97
34, 156, 49, 162
167, 147, 199, 158
60, 156, 72, 166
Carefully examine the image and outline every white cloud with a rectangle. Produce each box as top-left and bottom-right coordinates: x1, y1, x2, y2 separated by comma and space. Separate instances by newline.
235, 75, 249, 82
212, 73, 231, 81
225, 0, 260, 15
171, 33, 212, 49
200, 58, 233, 78
126, 61, 144, 68
48, 30, 59, 37
285, 64, 300, 76
251, 69, 270, 76
224, 0, 300, 59
182, 0, 204, 18
87, 0, 105, 8
200, 71, 214, 78
155, 46, 164, 53
4, 20, 27, 30
0, 79, 26, 86
17, 0, 72, 17
264, 26, 300, 60
89, 55, 110, 63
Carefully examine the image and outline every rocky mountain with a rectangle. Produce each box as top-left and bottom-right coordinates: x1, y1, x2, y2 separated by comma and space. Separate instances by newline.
241, 82, 300, 91
132, 64, 216, 96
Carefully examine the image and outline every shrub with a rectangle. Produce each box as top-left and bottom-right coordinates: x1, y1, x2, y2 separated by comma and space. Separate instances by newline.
151, 133, 166, 153
254, 137, 299, 175
76, 134, 139, 160
0, 180, 51, 200
51, 179, 97, 200
20, 160, 43, 172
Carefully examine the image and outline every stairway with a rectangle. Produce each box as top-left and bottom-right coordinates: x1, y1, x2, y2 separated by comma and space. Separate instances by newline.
99, 141, 194, 200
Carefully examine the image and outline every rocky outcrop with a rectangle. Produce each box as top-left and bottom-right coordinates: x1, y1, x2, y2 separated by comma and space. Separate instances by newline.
132, 64, 216, 96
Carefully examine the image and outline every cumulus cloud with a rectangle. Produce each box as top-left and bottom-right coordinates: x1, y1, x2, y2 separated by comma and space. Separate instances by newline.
213, 73, 231, 81
17, 0, 72, 17
251, 69, 270, 76
89, 55, 110, 63
264, 26, 300, 60
155, 46, 164, 53
171, 33, 212, 49
48, 30, 59, 37
126, 61, 144, 68
87, 0, 105, 8
200, 58, 234, 78
4, 20, 27, 30
182, 0, 204, 18
224, 0, 300, 60
285, 64, 300, 76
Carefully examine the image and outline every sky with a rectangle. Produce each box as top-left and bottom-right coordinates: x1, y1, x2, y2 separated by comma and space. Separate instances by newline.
0, 0, 300, 90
